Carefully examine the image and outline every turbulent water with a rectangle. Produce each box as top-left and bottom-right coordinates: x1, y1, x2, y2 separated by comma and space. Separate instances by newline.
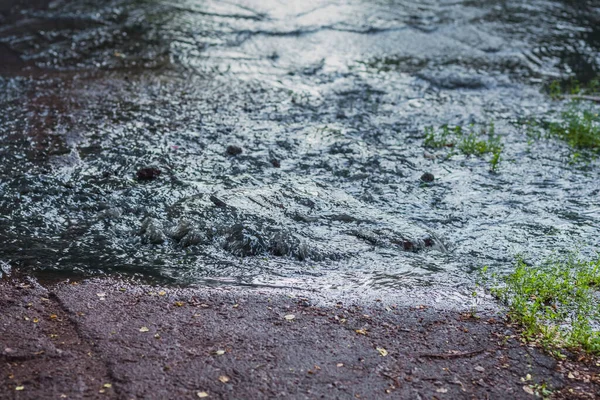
0, 0, 599, 294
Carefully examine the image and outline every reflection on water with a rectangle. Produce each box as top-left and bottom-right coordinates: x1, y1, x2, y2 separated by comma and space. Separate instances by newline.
0, 0, 599, 292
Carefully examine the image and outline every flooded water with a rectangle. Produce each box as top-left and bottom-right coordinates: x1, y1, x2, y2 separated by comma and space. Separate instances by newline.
1, 0, 599, 295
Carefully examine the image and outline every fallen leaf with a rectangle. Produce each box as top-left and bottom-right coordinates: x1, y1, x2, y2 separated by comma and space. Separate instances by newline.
376, 347, 388, 357
158, 291, 166, 296
154, 333, 161, 339
15, 386, 24, 391
197, 392, 209, 398
139, 326, 150, 332
50, 314, 58, 320
33, 317, 39, 323
337, 363, 344, 367
174, 301, 185, 307
218, 375, 230, 383
215, 350, 225, 356
355, 329, 368, 335
284, 314, 295, 321
523, 385, 534, 395
232, 304, 239, 308
103, 383, 112, 388
436, 388, 448, 393
568, 372, 575, 379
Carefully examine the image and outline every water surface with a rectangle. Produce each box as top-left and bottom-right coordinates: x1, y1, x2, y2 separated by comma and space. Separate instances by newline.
1, 0, 599, 295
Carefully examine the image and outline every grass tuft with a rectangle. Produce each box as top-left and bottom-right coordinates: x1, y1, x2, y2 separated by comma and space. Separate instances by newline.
483, 255, 600, 355
547, 106, 600, 151
424, 123, 503, 171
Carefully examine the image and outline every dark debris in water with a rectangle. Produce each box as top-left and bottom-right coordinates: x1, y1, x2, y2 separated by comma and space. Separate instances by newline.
420, 172, 435, 183
136, 167, 162, 182
226, 145, 243, 156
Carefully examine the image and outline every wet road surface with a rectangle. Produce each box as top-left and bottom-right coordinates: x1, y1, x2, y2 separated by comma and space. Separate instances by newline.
4, 277, 597, 399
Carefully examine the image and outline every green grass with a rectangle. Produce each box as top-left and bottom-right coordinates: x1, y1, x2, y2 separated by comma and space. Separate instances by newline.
483, 255, 600, 356
547, 77, 599, 100
538, 78, 600, 155
521, 88, 599, 161
424, 123, 503, 171
523, 104, 600, 161
547, 106, 600, 151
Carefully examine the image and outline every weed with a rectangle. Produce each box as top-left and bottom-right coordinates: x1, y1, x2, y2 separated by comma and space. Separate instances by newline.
589, 78, 599, 93
484, 255, 600, 355
489, 147, 502, 172
549, 80, 562, 100
423, 123, 503, 171
547, 105, 600, 151
570, 79, 581, 95
424, 124, 459, 148
530, 382, 553, 399
546, 77, 598, 99
521, 90, 599, 160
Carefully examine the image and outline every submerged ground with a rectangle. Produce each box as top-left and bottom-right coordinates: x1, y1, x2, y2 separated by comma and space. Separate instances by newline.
1, 0, 599, 297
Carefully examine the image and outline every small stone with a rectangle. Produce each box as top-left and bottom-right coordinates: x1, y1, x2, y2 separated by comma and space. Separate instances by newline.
136, 167, 161, 181
226, 145, 243, 156
270, 159, 281, 168
420, 172, 435, 182
474, 366, 485, 372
